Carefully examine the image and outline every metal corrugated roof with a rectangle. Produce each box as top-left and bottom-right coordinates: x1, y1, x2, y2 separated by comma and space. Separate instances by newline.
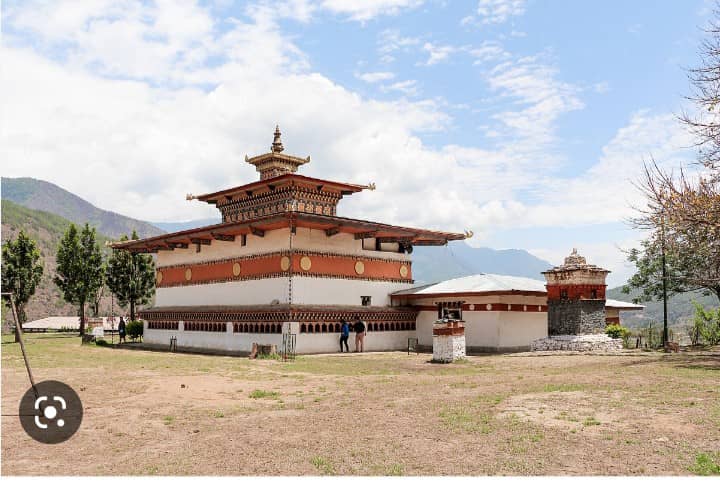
392, 273, 547, 296
604, 299, 645, 310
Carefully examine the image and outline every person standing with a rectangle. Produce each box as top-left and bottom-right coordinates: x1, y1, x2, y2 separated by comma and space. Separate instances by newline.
118, 316, 126, 344
353, 316, 366, 353
339, 319, 350, 353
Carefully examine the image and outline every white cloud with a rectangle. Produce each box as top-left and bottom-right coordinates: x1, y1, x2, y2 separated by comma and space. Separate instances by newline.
475, 0, 526, 24
593, 81, 610, 94
356, 71, 395, 83
421, 42, 456, 66
377, 29, 420, 63
320, 0, 423, 21
486, 54, 584, 146
468, 41, 509, 64
381, 79, 420, 96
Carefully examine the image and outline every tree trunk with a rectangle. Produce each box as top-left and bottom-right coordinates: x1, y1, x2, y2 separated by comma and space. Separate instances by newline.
14, 304, 26, 343
79, 302, 86, 336
130, 299, 136, 322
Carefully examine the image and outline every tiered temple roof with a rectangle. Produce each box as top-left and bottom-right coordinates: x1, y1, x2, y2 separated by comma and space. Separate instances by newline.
113, 127, 467, 252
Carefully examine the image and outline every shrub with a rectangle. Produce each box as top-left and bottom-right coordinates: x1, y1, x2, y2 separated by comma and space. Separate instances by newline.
126, 320, 143, 341
692, 302, 720, 346
605, 324, 630, 340
95, 339, 108, 347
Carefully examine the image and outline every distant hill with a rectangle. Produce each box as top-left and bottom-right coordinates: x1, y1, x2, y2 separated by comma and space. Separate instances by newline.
412, 242, 551, 284
152, 218, 220, 233
2, 177, 164, 239
1, 199, 116, 323
606, 286, 719, 330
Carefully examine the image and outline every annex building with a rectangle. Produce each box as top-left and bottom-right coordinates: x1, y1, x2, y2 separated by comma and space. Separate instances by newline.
113, 128, 642, 354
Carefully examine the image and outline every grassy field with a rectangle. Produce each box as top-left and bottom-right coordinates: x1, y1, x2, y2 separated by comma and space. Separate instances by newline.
2, 333, 719, 476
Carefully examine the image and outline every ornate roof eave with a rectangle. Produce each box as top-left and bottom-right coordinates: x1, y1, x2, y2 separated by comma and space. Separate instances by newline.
110, 212, 468, 252
191, 173, 373, 204
244, 151, 310, 168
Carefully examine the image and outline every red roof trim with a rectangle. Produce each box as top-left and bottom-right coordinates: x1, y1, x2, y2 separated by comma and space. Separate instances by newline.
391, 290, 548, 300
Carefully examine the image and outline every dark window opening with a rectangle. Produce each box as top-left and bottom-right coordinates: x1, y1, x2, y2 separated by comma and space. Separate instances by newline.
361, 296, 371, 306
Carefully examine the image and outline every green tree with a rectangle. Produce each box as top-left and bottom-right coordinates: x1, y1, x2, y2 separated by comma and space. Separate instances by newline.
54, 223, 105, 336
692, 301, 720, 345
106, 230, 155, 321
623, 232, 692, 302
1, 230, 43, 342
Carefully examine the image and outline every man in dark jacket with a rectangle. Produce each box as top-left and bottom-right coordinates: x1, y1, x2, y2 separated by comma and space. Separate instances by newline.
339, 319, 350, 352
353, 316, 366, 352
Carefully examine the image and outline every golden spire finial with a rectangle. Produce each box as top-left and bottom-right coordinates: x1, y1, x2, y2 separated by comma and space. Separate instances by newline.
271, 124, 284, 153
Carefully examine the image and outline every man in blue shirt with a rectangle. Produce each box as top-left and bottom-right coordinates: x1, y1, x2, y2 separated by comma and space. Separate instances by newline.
339, 319, 350, 352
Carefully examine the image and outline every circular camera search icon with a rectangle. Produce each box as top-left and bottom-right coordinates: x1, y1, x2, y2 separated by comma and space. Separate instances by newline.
19, 380, 83, 444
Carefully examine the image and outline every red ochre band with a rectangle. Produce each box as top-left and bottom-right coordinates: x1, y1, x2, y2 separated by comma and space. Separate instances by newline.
156, 251, 413, 287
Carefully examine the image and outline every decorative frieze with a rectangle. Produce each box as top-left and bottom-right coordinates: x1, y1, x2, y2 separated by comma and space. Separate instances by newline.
155, 250, 413, 287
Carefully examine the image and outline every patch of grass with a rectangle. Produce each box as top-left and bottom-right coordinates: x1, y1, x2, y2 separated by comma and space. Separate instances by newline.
439, 406, 492, 434
387, 463, 403, 476
256, 353, 280, 360
213, 410, 224, 418
583, 416, 601, 427
163, 415, 175, 425
449, 381, 478, 389
249, 389, 280, 399
541, 383, 587, 393
310, 456, 335, 475
689, 452, 720, 476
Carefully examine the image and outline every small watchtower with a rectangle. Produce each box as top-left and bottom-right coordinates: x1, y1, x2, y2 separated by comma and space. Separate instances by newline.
542, 248, 610, 335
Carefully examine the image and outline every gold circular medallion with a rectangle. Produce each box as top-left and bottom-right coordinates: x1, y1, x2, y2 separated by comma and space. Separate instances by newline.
354, 260, 365, 275
280, 256, 291, 271
300, 256, 312, 271
185, 268, 192, 281
232, 262, 241, 276
399, 265, 408, 278
156, 271, 163, 284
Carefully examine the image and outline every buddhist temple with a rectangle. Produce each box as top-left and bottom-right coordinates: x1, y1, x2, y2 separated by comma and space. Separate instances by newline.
112, 127, 467, 354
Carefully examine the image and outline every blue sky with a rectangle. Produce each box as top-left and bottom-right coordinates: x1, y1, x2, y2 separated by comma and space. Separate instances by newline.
1, 0, 713, 285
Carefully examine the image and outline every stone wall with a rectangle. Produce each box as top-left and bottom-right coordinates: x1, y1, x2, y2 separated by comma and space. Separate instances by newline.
530, 334, 623, 352
547, 299, 605, 335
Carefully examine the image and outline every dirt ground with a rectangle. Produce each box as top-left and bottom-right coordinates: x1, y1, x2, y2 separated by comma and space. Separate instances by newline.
2, 333, 719, 476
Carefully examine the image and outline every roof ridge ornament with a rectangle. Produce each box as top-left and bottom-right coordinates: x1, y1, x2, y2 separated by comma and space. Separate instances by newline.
271, 124, 284, 153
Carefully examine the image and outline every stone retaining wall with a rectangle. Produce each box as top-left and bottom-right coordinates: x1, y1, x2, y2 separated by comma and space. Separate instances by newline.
530, 333, 623, 352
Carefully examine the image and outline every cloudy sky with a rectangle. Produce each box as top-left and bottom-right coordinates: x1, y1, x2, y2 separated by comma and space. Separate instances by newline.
1, 0, 713, 285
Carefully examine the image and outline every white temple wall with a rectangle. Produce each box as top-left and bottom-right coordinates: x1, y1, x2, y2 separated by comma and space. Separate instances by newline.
291, 277, 413, 306
155, 278, 290, 306
157, 228, 293, 267
497, 312, 547, 348
144, 326, 281, 352
296, 331, 413, 353
292, 228, 411, 261
156, 227, 412, 268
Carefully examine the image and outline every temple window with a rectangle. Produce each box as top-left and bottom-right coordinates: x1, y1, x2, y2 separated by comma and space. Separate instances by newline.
361, 296, 371, 306
591, 289, 598, 299
438, 301, 463, 320
561, 289, 568, 300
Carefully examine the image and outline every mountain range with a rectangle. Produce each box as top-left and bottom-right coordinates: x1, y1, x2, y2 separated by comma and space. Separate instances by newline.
3, 176, 715, 326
